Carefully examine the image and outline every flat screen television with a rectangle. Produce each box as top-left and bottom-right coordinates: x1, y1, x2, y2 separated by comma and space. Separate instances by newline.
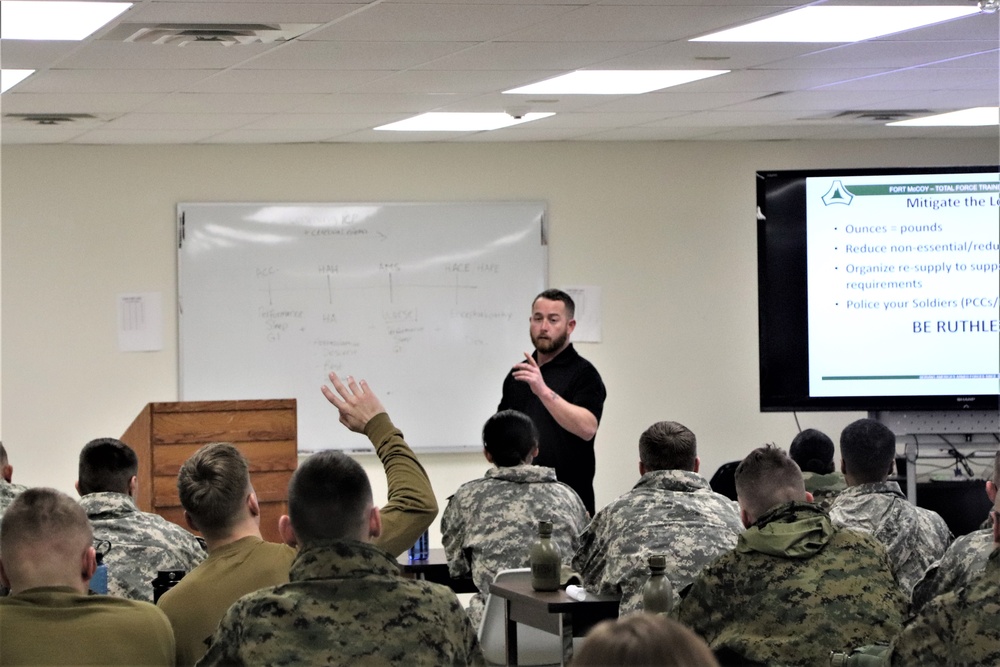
757, 166, 1000, 412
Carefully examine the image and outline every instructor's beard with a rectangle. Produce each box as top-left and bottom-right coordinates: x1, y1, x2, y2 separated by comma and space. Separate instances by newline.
532, 330, 568, 354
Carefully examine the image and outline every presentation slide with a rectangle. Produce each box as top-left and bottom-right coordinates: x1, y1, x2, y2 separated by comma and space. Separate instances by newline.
806, 171, 1000, 397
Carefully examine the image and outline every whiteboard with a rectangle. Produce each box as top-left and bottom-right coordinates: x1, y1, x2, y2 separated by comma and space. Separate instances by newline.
178, 202, 547, 453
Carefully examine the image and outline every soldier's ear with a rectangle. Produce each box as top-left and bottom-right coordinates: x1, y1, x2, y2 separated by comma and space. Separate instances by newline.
183, 510, 201, 533
805, 491, 814, 503
368, 506, 382, 540
986, 481, 997, 503
82, 545, 97, 583
1, 463, 12, 484
693, 457, 700, 474
278, 515, 298, 548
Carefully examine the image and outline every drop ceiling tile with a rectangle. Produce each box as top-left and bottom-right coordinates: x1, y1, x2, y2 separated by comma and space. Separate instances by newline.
820, 68, 998, 92
588, 90, 770, 113
239, 113, 400, 130
695, 124, 845, 140
348, 69, 561, 94
140, 92, 323, 113
881, 13, 999, 41
0, 92, 161, 114
590, 40, 822, 70
58, 41, 273, 70
0, 125, 90, 143
502, 5, 787, 42
454, 126, 595, 141
287, 92, 472, 113
886, 90, 1000, 110
414, 41, 661, 71
578, 126, 720, 141
435, 92, 613, 113
241, 40, 475, 70
775, 41, 998, 70
0, 40, 81, 68
69, 128, 222, 143
101, 112, 268, 130
201, 128, 348, 143
181, 69, 391, 93
121, 2, 365, 24
307, 4, 578, 42
724, 90, 919, 113
678, 67, 896, 93
15, 68, 216, 94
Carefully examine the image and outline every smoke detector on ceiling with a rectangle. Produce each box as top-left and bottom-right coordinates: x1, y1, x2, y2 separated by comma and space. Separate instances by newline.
4, 113, 103, 126
103, 23, 319, 46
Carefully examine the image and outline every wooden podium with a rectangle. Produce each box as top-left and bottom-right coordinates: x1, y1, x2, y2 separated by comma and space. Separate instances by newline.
120, 399, 297, 543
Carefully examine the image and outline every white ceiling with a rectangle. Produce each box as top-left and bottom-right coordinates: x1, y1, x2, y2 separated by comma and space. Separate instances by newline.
0, 0, 997, 144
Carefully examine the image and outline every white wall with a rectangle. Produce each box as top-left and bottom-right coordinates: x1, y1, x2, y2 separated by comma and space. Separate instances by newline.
2, 139, 994, 545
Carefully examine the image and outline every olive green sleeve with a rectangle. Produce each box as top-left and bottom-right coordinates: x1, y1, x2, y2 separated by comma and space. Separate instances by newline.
365, 412, 439, 557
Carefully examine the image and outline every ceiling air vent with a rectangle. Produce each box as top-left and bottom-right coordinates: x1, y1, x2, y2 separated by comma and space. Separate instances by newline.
4, 113, 100, 126
102, 23, 319, 46
823, 110, 934, 123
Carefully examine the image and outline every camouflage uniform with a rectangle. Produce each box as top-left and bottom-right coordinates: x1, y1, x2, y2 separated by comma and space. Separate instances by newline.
572, 469, 742, 614
198, 539, 486, 666
890, 546, 1000, 667
677, 501, 908, 667
440, 464, 588, 627
829, 481, 952, 595
0, 479, 28, 520
911, 528, 993, 612
79, 492, 206, 601
802, 470, 846, 510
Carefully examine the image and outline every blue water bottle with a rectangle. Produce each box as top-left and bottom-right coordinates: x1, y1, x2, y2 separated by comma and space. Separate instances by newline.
89, 552, 108, 595
408, 530, 429, 561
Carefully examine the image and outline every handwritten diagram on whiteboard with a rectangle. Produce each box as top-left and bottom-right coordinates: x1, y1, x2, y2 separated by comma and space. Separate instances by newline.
178, 202, 547, 453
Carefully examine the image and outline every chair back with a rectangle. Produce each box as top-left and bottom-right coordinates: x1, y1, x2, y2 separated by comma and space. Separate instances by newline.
478, 568, 570, 666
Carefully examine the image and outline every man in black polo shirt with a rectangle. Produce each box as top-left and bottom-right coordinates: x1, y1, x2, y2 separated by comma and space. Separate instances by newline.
499, 289, 606, 514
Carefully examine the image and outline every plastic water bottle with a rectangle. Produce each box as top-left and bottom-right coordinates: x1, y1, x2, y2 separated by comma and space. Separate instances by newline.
529, 520, 561, 591
89, 553, 108, 595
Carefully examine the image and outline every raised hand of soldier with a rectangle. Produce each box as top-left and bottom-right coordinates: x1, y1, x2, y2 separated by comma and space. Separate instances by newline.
321, 372, 386, 433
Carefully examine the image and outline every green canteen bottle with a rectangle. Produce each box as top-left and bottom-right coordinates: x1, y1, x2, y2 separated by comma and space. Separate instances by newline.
641, 554, 674, 614
530, 520, 561, 591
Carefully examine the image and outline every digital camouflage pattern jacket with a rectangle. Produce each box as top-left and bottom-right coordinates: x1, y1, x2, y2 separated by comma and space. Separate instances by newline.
440, 464, 588, 627
79, 492, 205, 601
572, 469, 742, 614
828, 481, 952, 596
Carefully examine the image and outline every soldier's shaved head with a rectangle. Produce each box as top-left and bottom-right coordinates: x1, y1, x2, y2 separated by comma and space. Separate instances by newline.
78, 438, 138, 496
0, 488, 95, 594
639, 421, 697, 472
286, 451, 374, 544
735, 445, 807, 524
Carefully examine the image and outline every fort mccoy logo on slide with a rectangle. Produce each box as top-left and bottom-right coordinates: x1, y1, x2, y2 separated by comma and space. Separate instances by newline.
821, 180, 855, 206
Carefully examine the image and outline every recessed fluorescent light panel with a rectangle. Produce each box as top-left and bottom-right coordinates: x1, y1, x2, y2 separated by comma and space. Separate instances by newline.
1, 69, 34, 93
504, 70, 728, 95
888, 107, 1000, 127
375, 112, 555, 132
692, 6, 979, 43
1, 1, 132, 40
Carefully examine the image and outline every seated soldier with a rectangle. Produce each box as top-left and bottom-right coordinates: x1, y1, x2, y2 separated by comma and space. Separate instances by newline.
911, 450, 999, 612
76, 437, 205, 600
198, 449, 484, 666
677, 445, 908, 666
441, 409, 589, 626
158, 372, 439, 666
573, 613, 719, 667
0, 488, 174, 665
0, 442, 29, 521
889, 493, 1000, 666
573, 421, 743, 614
789, 428, 845, 509
828, 418, 952, 595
